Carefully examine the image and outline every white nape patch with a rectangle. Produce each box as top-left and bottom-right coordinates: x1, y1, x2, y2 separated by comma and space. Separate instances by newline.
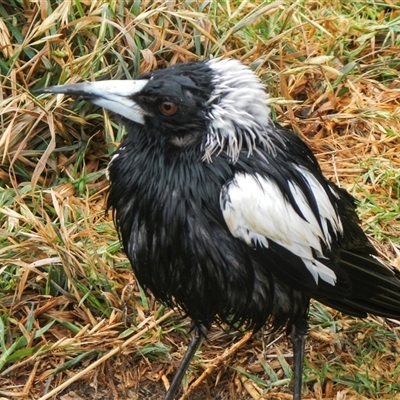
220, 172, 340, 286
204, 59, 278, 162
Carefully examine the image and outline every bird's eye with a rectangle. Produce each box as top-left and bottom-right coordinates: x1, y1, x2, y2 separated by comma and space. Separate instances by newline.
159, 101, 177, 116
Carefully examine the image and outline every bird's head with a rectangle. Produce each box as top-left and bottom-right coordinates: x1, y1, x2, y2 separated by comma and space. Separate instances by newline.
36, 58, 274, 161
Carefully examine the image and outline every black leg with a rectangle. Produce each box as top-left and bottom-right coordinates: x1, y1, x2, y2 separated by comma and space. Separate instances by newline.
164, 324, 204, 400
290, 318, 308, 400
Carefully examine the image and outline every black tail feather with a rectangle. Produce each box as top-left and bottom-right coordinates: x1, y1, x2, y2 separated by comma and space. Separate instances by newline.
315, 250, 400, 319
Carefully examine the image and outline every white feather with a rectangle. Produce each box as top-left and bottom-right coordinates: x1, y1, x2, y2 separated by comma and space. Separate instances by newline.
294, 165, 343, 245
220, 172, 342, 286
105, 152, 121, 182
204, 59, 279, 162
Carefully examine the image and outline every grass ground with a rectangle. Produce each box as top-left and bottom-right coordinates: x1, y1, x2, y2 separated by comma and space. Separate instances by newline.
1, 1, 400, 399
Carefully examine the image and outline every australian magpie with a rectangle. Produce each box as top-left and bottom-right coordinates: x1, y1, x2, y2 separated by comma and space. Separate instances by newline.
36, 58, 400, 400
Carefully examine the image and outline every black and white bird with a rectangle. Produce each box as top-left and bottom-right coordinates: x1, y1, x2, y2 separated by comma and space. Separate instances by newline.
36, 58, 400, 400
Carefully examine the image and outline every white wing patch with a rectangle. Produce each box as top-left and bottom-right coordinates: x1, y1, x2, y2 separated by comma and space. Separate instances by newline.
220, 171, 343, 286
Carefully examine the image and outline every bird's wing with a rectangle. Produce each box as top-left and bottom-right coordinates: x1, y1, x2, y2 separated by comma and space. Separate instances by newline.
220, 168, 344, 289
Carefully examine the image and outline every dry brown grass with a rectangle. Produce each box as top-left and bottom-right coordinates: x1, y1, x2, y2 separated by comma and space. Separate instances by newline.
1, 1, 400, 399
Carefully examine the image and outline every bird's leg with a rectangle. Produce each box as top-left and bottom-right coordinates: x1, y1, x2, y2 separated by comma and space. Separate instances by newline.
164, 322, 205, 400
290, 318, 308, 400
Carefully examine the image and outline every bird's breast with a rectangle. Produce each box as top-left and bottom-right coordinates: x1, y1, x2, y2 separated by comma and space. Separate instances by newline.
106, 144, 309, 330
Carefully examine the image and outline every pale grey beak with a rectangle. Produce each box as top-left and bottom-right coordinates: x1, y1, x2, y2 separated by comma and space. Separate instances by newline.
35, 80, 149, 124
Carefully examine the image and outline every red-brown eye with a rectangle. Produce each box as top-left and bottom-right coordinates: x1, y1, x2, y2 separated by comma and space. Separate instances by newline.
159, 101, 177, 116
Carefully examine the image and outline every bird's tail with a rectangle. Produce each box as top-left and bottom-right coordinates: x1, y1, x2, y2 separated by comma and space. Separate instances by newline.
316, 250, 400, 319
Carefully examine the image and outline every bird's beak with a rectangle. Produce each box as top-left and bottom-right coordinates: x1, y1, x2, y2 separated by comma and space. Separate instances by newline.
35, 80, 149, 125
